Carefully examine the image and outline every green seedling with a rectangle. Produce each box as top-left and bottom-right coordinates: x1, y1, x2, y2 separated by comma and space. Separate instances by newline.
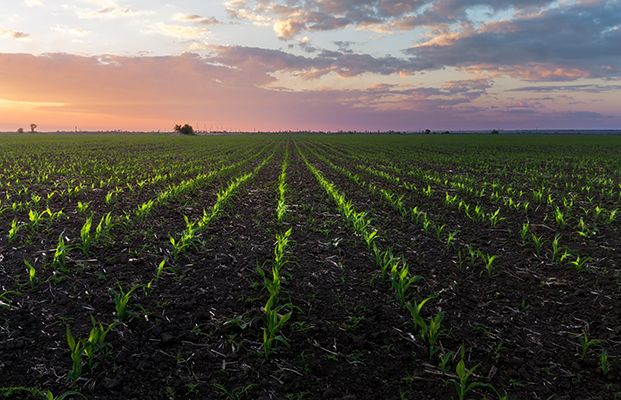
600, 351, 609, 376
579, 331, 603, 360
8, 219, 20, 242
110, 283, 140, 321
52, 234, 68, 269
453, 348, 488, 400
79, 216, 93, 255
66, 326, 83, 381
25, 260, 37, 288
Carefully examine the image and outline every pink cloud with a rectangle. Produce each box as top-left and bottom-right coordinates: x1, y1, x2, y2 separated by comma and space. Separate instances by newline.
0, 52, 619, 132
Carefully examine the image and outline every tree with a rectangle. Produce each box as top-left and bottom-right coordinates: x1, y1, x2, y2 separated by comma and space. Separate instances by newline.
17, 128, 24, 133
491, 129, 500, 135
174, 124, 195, 135
30, 123, 37, 133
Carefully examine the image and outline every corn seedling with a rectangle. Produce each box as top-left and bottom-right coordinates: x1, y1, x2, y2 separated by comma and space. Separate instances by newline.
433, 224, 446, 241
423, 185, 432, 197
363, 230, 378, 249
66, 326, 83, 381
519, 223, 530, 243
482, 254, 498, 275
600, 351, 609, 376
438, 351, 454, 374
406, 296, 432, 334
155, 258, 167, 280
544, 235, 559, 263
8, 219, 20, 242
608, 209, 617, 224
135, 199, 155, 219
453, 348, 487, 400
390, 261, 421, 305
445, 192, 458, 206
83, 316, 116, 367
277, 155, 289, 223
531, 234, 544, 255
111, 283, 140, 321
273, 228, 292, 270
488, 208, 504, 226
76, 201, 89, 214
447, 230, 458, 249
554, 207, 566, 228
406, 298, 442, 358
52, 234, 68, 269
94, 212, 113, 242
578, 331, 602, 360
568, 255, 590, 271
24, 260, 37, 288
262, 297, 292, 357
79, 216, 93, 255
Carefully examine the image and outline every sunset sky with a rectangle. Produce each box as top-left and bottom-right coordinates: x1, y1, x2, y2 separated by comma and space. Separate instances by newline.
1, 0, 620, 131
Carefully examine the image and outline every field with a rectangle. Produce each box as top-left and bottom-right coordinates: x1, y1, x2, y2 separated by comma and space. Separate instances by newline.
0, 134, 620, 400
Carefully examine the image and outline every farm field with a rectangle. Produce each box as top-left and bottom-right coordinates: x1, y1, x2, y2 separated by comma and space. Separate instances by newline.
0, 134, 620, 400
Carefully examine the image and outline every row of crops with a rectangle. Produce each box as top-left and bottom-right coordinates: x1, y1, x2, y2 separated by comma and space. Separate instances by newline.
0, 134, 619, 399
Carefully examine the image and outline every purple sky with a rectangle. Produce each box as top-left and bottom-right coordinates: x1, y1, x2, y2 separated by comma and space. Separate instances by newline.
1, 0, 620, 131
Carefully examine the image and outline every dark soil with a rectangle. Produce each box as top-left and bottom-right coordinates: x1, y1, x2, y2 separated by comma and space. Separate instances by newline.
1, 137, 619, 400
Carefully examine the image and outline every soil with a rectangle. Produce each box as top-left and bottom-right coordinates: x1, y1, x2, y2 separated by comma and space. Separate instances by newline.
1, 138, 619, 400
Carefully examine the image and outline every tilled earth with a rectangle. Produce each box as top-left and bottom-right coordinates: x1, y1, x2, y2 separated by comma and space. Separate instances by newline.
0, 136, 620, 400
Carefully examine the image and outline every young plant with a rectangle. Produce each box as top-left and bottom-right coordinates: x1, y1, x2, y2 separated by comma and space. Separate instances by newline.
447, 230, 458, 249
568, 255, 590, 271
578, 331, 602, 360
607, 209, 617, 224
66, 326, 83, 381
110, 283, 140, 321
262, 297, 292, 357
520, 222, 530, 244
453, 348, 487, 400
482, 254, 498, 275
488, 208, 504, 227
551, 234, 561, 262
94, 212, 113, 242
389, 261, 421, 305
406, 297, 442, 358
76, 201, 90, 214
24, 260, 37, 288
135, 199, 155, 220
600, 351, 609, 376
155, 258, 167, 280
554, 207, 566, 228
273, 228, 293, 270
79, 216, 93, 255
52, 234, 68, 269
530, 234, 544, 255
83, 316, 116, 367
363, 230, 378, 249
8, 219, 20, 242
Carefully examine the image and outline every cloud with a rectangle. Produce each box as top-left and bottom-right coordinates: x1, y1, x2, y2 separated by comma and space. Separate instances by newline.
1, 52, 618, 132
0, 28, 30, 40
508, 84, 621, 93
211, 45, 417, 79
225, 0, 557, 39
173, 14, 221, 26
406, 1, 621, 80
143, 13, 221, 41
74, 0, 153, 19
53, 25, 90, 37
222, 1, 621, 82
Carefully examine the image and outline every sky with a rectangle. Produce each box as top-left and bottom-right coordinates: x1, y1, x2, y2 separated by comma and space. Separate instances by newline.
0, 0, 620, 131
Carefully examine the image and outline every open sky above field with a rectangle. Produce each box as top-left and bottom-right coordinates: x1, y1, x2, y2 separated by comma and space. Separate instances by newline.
1, 0, 621, 131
